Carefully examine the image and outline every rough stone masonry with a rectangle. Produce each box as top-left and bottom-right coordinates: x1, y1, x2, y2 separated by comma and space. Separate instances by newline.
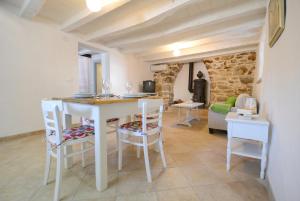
153, 63, 183, 107
153, 51, 256, 106
203, 51, 256, 103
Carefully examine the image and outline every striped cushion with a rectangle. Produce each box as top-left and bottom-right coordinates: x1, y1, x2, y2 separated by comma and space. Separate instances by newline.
119, 121, 158, 133
63, 125, 94, 141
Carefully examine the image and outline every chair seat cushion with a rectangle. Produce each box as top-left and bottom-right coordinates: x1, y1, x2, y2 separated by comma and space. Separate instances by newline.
119, 121, 158, 134
83, 118, 119, 125
106, 118, 119, 123
134, 114, 156, 120
63, 125, 94, 141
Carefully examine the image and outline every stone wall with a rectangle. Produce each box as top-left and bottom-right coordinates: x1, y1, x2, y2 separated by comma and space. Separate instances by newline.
153, 63, 183, 106
203, 51, 256, 103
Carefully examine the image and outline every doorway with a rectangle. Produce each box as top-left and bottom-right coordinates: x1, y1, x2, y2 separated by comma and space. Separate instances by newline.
77, 43, 109, 95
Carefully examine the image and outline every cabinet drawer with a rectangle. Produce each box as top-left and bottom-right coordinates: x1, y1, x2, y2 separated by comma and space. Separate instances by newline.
228, 122, 268, 142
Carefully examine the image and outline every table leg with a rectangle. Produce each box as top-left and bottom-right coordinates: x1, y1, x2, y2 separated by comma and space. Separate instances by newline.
177, 107, 181, 123
94, 107, 108, 191
260, 142, 268, 179
186, 108, 193, 127
63, 114, 73, 169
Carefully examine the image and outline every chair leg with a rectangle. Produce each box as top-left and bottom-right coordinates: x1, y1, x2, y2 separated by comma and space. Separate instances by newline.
158, 134, 167, 168
63, 146, 73, 169
54, 147, 63, 201
143, 135, 152, 183
43, 142, 52, 185
115, 121, 119, 152
137, 146, 141, 158
118, 132, 123, 171
81, 142, 86, 168
137, 138, 141, 158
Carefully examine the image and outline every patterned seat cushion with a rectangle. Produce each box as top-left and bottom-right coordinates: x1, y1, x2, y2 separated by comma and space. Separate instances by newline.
119, 121, 158, 134
63, 125, 94, 141
106, 118, 119, 123
134, 114, 157, 120
83, 118, 119, 125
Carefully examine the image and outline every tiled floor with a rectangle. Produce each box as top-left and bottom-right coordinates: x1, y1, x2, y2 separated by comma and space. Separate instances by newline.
0, 109, 270, 201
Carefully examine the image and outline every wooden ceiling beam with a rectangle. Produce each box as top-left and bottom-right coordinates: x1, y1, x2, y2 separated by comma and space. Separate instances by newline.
120, 19, 264, 54
19, 0, 46, 18
141, 36, 259, 63
85, 0, 194, 42
106, 1, 265, 49
61, 0, 130, 32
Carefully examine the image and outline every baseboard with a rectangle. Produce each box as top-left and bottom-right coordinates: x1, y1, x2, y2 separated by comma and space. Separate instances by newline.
266, 175, 276, 201
0, 130, 44, 142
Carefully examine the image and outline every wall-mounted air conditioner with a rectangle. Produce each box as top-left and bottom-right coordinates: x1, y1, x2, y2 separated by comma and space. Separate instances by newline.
150, 64, 168, 72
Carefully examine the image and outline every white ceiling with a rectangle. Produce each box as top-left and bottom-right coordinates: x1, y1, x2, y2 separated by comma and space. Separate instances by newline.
3, 0, 267, 62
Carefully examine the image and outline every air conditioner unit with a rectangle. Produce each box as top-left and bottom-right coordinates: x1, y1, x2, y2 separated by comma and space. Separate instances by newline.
150, 64, 168, 72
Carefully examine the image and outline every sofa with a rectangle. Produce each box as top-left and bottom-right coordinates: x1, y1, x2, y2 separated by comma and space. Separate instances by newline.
208, 94, 250, 133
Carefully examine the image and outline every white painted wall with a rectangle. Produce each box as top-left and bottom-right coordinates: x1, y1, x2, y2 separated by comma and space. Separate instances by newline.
255, 1, 300, 200
110, 52, 152, 95
0, 7, 79, 137
0, 6, 152, 137
174, 62, 210, 104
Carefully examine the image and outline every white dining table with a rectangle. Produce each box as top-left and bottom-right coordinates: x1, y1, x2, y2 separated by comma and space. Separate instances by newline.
58, 97, 150, 191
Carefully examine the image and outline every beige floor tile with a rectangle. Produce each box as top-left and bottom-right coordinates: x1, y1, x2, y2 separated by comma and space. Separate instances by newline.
180, 165, 220, 186
72, 197, 117, 201
196, 151, 226, 167
171, 152, 204, 167
193, 183, 243, 201
116, 192, 158, 201
72, 173, 117, 200
191, 186, 216, 201
116, 170, 155, 195
30, 180, 78, 201
0, 181, 40, 201
73, 198, 116, 201
227, 180, 270, 201
156, 187, 199, 201
154, 168, 189, 190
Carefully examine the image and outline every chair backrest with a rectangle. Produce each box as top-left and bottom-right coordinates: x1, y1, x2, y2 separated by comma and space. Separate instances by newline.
138, 99, 164, 132
41, 100, 64, 145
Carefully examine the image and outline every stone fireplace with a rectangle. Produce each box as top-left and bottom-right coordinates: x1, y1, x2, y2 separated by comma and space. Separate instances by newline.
152, 51, 256, 106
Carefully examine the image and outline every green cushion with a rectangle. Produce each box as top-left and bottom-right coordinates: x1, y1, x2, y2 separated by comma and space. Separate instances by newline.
225, 96, 237, 107
211, 103, 232, 115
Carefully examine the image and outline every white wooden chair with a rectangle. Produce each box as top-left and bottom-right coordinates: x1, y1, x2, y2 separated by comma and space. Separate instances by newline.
117, 99, 167, 182
41, 100, 94, 201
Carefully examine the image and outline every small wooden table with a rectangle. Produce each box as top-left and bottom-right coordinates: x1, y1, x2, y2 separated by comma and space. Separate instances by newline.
225, 112, 269, 179
172, 102, 204, 127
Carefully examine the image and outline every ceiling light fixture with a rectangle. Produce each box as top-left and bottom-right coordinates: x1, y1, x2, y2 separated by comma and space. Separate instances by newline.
173, 48, 181, 56
86, 0, 102, 12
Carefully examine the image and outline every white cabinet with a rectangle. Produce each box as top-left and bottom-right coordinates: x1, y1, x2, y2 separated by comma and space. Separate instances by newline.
225, 112, 270, 179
